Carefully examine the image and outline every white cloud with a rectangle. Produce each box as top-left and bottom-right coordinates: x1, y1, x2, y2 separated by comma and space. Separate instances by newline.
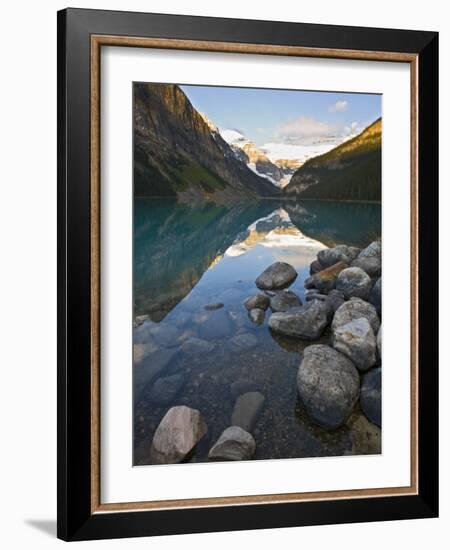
328, 100, 349, 113
276, 116, 340, 143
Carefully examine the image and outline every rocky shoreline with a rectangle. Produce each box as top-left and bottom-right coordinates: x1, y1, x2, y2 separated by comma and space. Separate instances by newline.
136, 239, 382, 465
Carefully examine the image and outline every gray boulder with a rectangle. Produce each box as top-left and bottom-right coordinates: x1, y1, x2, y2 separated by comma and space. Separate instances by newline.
243, 293, 270, 311
305, 292, 328, 302
351, 256, 382, 278
231, 391, 265, 431
358, 240, 382, 259
318, 245, 361, 268
304, 261, 348, 294
336, 267, 372, 300
332, 298, 380, 334
310, 259, 324, 275
270, 290, 302, 312
377, 325, 382, 358
269, 300, 328, 340
181, 337, 215, 355
204, 302, 224, 311
326, 289, 345, 313
297, 345, 360, 429
249, 308, 265, 325
148, 374, 185, 406
255, 262, 297, 290
229, 332, 258, 353
208, 426, 256, 461
369, 277, 382, 314
360, 368, 382, 427
150, 406, 207, 464
332, 317, 377, 371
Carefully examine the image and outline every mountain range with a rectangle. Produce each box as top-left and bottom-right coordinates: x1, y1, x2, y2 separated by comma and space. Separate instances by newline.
284, 118, 382, 201
134, 83, 279, 201
134, 83, 381, 202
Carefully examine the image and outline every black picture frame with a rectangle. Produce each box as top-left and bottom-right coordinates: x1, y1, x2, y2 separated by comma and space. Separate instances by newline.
57, 7, 439, 541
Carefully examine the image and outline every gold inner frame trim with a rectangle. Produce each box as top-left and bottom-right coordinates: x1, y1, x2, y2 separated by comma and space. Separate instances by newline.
90, 34, 419, 514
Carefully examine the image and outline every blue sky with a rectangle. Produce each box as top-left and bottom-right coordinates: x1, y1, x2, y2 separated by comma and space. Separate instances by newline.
181, 85, 381, 146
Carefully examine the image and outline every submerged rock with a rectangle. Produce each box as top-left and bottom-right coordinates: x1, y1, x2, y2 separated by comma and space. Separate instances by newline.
360, 368, 382, 427
231, 391, 265, 431
336, 267, 372, 300
229, 332, 258, 353
297, 345, 360, 429
269, 300, 328, 340
243, 293, 270, 311
198, 309, 232, 339
351, 256, 382, 278
332, 317, 377, 371
204, 302, 224, 311
148, 373, 185, 406
249, 308, 265, 325
269, 290, 302, 312
304, 261, 348, 293
149, 324, 180, 347
133, 348, 178, 399
150, 406, 207, 464
358, 240, 381, 259
208, 426, 256, 461
255, 262, 297, 290
332, 298, 380, 334
369, 277, 382, 314
181, 337, 215, 355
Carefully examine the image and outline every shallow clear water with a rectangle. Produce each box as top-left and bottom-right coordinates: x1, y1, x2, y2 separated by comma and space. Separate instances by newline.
133, 198, 381, 465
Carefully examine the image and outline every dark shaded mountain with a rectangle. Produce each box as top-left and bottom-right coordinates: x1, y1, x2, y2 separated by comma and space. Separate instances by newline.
134, 84, 279, 200
284, 118, 381, 201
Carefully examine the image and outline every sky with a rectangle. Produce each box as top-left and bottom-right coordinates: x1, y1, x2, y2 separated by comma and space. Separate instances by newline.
180, 84, 381, 147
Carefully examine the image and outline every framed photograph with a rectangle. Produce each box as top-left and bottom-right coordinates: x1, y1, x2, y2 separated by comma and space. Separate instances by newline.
57, 8, 439, 541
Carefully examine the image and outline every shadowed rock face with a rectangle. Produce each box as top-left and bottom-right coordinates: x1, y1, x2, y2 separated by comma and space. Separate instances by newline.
134, 199, 276, 321
134, 83, 279, 200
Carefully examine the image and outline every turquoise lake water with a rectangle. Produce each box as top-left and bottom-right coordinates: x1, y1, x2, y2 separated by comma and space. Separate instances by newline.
133, 198, 381, 465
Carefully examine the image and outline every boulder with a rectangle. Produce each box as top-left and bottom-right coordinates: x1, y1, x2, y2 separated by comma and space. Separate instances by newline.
332, 298, 380, 334
269, 300, 328, 340
255, 262, 298, 290
133, 348, 178, 399
297, 345, 360, 429
243, 293, 270, 311
270, 290, 302, 312
304, 261, 348, 293
231, 391, 265, 431
150, 406, 207, 464
325, 289, 345, 313
181, 337, 215, 355
336, 267, 372, 300
318, 246, 350, 267
249, 308, 265, 325
305, 292, 328, 302
377, 325, 382, 358
351, 256, 382, 278
360, 368, 382, 427
358, 240, 382, 259
332, 317, 377, 371
208, 426, 256, 461
310, 259, 324, 275
148, 373, 185, 406
369, 277, 382, 314
229, 332, 258, 353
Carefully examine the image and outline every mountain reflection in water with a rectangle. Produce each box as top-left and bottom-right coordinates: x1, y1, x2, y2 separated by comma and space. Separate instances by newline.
133, 198, 381, 465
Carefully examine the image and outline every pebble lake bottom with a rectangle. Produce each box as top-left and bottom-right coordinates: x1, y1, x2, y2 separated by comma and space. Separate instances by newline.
133, 198, 382, 465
